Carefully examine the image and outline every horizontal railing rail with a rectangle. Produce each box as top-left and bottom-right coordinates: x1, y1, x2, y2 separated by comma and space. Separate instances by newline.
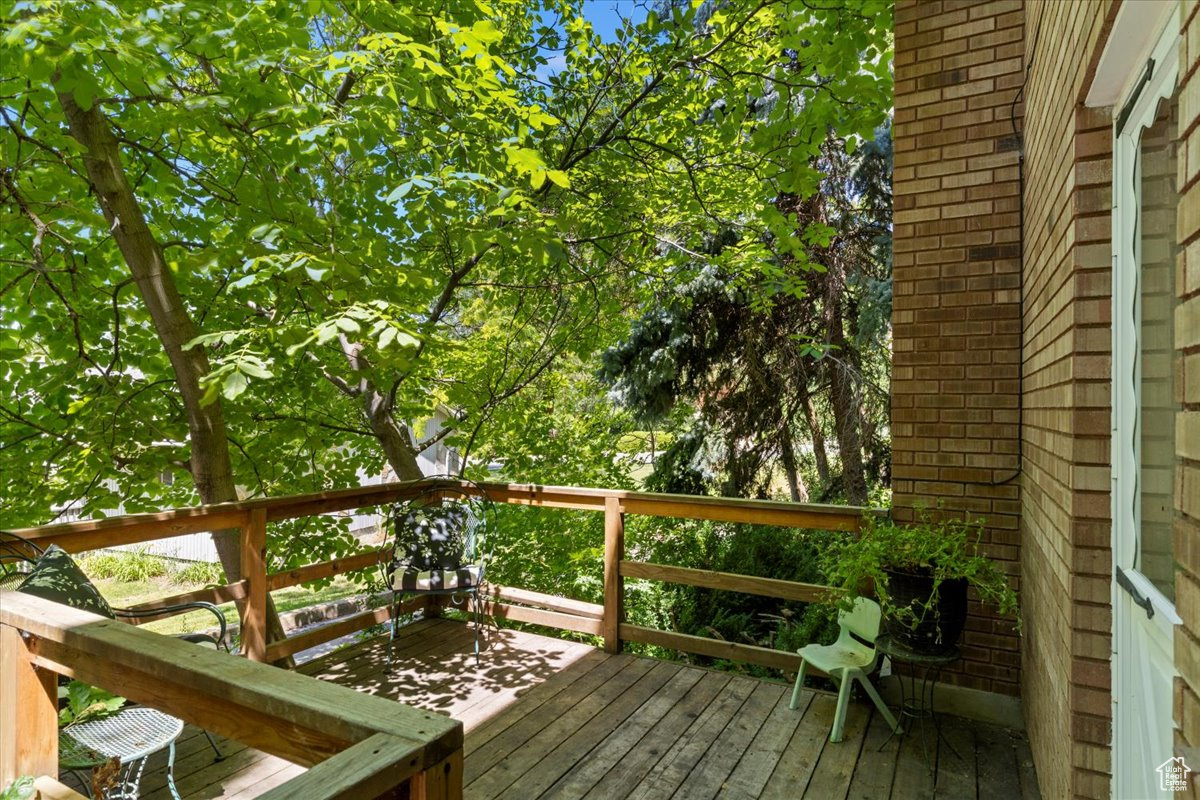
0, 592, 462, 798
6, 479, 881, 674
9, 480, 874, 544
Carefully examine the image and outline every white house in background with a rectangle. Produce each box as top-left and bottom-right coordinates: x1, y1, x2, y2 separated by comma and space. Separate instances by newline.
53, 406, 463, 563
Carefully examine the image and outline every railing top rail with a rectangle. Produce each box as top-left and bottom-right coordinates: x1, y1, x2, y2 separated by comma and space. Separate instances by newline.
8, 478, 883, 549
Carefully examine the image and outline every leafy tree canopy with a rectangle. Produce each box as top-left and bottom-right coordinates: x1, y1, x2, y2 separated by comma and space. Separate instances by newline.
1, 0, 891, 532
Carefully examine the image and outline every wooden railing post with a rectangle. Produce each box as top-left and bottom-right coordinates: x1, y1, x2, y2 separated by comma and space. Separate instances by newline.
602, 496, 624, 654
406, 750, 463, 800
241, 508, 268, 661
0, 625, 58, 785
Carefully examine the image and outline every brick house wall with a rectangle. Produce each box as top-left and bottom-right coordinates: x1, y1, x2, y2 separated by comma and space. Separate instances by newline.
892, 0, 1025, 697
896, 1, 1200, 799
1176, 0, 1200, 771
1018, 3, 1116, 798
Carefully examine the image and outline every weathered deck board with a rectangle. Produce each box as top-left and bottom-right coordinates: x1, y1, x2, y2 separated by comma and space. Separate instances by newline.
468, 657, 659, 797
539, 665, 704, 799
94, 619, 1038, 800
845, 702, 901, 800
804, 696, 871, 800
759, 692, 837, 798
933, 712, 978, 799
889, 713, 937, 800
581, 671, 733, 800
975, 720, 1024, 799
666, 680, 779, 800
483, 661, 681, 799
720, 689, 810, 799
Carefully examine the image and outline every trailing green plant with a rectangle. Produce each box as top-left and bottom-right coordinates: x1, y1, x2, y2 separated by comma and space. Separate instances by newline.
58, 680, 126, 728
820, 511, 1019, 634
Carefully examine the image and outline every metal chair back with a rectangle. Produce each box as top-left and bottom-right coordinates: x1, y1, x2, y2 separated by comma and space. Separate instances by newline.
387, 479, 495, 576
0, 530, 43, 590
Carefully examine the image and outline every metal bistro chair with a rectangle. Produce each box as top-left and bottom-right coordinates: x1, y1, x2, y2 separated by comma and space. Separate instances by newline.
59, 706, 185, 800
788, 597, 902, 743
0, 531, 230, 765
382, 479, 495, 668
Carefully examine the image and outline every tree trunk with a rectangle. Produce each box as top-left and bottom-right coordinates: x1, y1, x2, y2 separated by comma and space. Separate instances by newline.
823, 299, 867, 505
798, 382, 831, 490
779, 430, 809, 503
364, 391, 425, 480
333, 337, 427, 480
828, 359, 867, 505
56, 88, 292, 664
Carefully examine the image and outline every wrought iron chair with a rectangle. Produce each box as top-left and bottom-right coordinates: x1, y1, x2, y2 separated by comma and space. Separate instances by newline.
381, 480, 495, 667
1, 530, 229, 762
1, 531, 229, 649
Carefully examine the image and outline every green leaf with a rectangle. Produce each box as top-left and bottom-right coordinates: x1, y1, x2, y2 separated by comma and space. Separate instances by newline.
239, 361, 273, 379
222, 371, 248, 400
386, 182, 413, 204
471, 19, 504, 44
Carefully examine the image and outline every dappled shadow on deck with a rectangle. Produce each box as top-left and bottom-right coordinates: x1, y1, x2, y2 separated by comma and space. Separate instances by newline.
300, 616, 589, 717
103, 618, 1039, 800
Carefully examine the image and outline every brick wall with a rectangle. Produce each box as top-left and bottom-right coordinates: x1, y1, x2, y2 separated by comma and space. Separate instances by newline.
1175, 0, 1200, 777
894, 1, 1117, 798
892, 0, 1025, 696
1018, 2, 1116, 797
897, 2, 1200, 799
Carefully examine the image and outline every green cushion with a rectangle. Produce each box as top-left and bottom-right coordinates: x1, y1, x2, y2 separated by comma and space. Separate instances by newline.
17, 545, 115, 619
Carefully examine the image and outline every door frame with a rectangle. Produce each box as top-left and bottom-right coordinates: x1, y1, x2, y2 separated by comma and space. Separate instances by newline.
1110, 10, 1182, 797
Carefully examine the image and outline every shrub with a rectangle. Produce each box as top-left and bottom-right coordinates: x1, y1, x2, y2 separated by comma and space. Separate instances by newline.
174, 561, 225, 585
79, 548, 169, 582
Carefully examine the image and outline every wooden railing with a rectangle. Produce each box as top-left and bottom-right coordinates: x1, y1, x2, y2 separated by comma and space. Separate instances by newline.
0, 592, 462, 798
7, 479, 880, 674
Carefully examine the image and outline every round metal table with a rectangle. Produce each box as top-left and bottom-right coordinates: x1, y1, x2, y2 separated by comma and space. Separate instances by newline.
59, 707, 183, 799
875, 634, 962, 772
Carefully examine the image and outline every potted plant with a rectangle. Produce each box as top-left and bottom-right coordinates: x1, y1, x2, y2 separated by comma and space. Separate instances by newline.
820, 511, 1019, 654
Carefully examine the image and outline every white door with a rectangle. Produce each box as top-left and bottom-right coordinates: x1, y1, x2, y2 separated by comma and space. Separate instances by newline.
1111, 16, 1183, 799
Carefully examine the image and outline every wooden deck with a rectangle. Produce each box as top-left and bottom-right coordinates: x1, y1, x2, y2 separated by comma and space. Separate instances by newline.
88, 618, 1039, 799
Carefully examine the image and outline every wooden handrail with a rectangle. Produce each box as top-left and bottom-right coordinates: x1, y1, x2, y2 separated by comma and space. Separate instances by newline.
0, 592, 462, 798
9, 479, 878, 548
5, 479, 875, 670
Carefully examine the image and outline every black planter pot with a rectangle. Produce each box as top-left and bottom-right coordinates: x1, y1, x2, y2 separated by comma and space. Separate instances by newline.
882, 568, 968, 655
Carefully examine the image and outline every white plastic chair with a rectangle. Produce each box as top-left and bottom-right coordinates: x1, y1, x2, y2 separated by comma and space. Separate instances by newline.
789, 597, 901, 742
